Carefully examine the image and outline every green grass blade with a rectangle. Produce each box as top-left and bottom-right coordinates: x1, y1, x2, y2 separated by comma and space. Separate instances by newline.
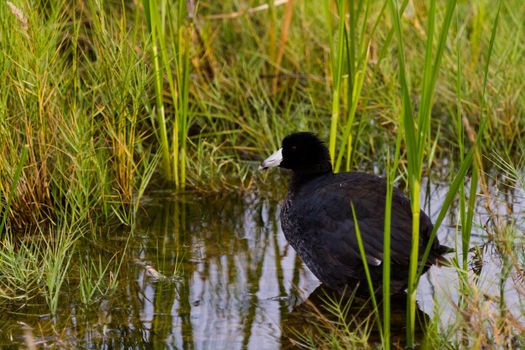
328, 0, 346, 166
350, 203, 384, 343
417, 0, 457, 166
146, 0, 172, 180
382, 130, 402, 350
0, 145, 29, 237
418, 0, 502, 281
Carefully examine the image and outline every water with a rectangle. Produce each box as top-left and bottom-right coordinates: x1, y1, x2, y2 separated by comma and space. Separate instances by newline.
1, 177, 524, 348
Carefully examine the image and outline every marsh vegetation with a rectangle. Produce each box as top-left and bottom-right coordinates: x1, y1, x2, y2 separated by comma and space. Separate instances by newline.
1, 0, 524, 348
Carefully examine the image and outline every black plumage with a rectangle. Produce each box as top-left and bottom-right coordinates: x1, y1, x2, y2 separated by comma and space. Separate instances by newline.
261, 132, 449, 295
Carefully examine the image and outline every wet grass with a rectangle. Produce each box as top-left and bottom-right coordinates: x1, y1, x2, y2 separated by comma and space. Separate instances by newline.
1, 0, 525, 348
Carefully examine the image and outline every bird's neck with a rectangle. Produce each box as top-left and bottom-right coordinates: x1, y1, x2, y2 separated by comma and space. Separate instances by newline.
289, 169, 333, 193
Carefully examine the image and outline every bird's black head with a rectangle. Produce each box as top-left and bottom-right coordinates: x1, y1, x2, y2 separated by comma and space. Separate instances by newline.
260, 132, 333, 175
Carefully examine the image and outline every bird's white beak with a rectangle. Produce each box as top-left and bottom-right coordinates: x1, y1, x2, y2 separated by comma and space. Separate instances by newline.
259, 148, 283, 170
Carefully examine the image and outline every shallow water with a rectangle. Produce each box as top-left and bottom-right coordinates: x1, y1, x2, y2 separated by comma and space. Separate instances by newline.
1, 177, 524, 348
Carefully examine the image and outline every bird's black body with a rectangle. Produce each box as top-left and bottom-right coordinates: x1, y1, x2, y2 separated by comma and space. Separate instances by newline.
261, 132, 449, 295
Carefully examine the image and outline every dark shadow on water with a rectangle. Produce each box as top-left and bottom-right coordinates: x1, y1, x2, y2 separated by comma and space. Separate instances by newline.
280, 284, 430, 349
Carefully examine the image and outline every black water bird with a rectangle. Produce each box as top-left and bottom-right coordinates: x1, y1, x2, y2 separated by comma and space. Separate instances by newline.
260, 132, 449, 295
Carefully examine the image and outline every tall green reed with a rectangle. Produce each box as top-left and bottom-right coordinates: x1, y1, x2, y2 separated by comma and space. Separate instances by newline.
328, 0, 460, 344
452, 0, 502, 339
382, 133, 402, 350
143, 0, 191, 189
386, 0, 460, 345
453, 7, 477, 314
351, 204, 383, 343
326, 0, 345, 165
415, 1, 501, 346
326, 0, 386, 172
325, 2, 404, 347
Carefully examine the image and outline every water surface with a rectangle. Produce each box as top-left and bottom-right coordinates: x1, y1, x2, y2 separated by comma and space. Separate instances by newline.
1, 177, 524, 348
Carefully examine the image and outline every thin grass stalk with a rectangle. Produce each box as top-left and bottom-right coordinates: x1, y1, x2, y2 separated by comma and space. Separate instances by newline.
357, 0, 376, 61
418, 147, 474, 280
458, 1, 501, 331
336, 20, 356, 173
382, 160, 393, 350
144, 0, 191, 189
0, 145, 29, 237
334, 0, 379, 172
323, 1, 335, 62
382, 131, 402, 350
474, 0, 502, 182
453, 9, 471, 322
406, 180, 420, 346
172, 23, 183, 189
389, 0, 457, 344
334, 57, 367, 173
339, 0, 389, 173
144, 0, 172, 181
417, 1, 457, 163
156, 0, 180, 187
386, 0, 417, 344
463, 166, 478, 260
416, 0, 436, 158
350, 204, 384, 344
347, 0, 356, 98
79, 254, 117, 305
42, 224, 78, 314
375, 0, 409, 66
328, 0, 346, 165
453, 8, 466, 267
178, 26, 190, 190
418, 0, 502, 282
170, 0, 191, 190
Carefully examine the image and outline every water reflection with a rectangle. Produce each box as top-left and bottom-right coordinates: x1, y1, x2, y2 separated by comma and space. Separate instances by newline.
129, 193, 320, 349
1, 177, 524, 348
